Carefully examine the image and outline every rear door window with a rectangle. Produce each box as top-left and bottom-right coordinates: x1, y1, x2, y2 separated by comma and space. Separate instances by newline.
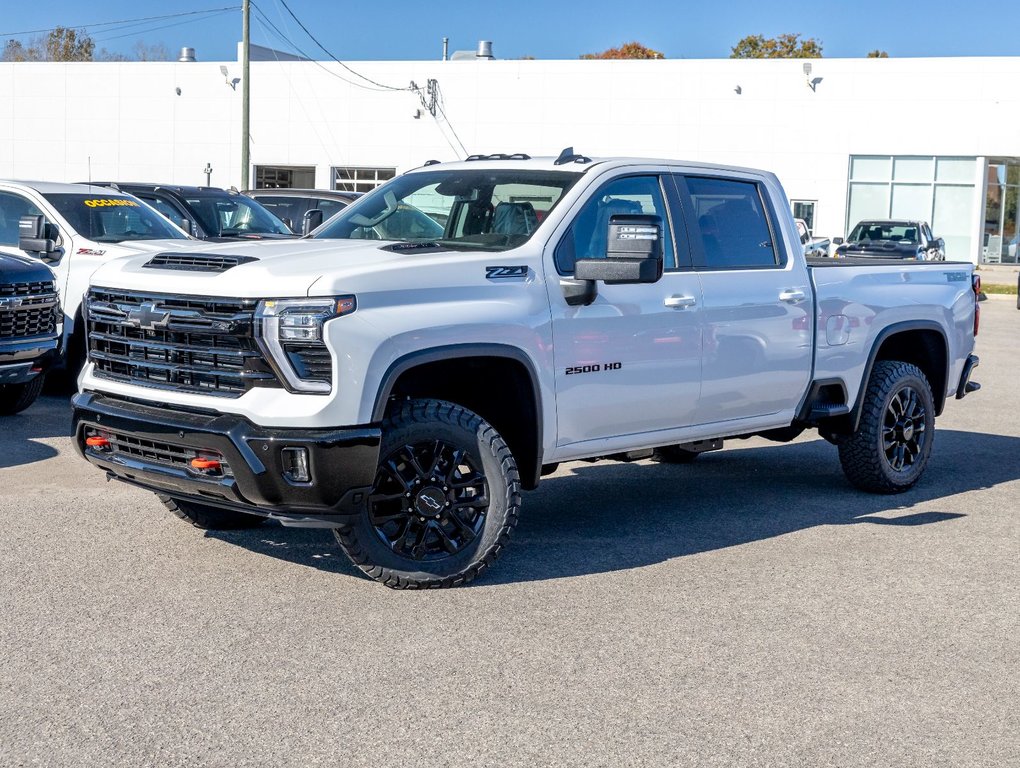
678, 176, 782, 270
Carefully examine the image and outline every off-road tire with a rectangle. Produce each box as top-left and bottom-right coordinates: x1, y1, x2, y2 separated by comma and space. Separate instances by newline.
0, 376, 45, 416
159, 494, 265, 530
653, 445, 701, 464
333, 399, 520, 589
838, 361, 935, 494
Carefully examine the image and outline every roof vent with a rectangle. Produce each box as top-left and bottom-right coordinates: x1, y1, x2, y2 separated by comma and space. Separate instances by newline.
476, 41, 494, 59
178, 47, 197, 62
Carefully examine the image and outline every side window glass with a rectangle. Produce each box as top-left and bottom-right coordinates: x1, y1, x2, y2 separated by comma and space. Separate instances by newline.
145, 196, 189, 231
686, 177, 779, 269
0, 191, 44, 246
555, 175, 675, 275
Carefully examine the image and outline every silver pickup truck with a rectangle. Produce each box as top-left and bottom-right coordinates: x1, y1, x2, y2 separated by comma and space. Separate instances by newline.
72, 152, 982, 588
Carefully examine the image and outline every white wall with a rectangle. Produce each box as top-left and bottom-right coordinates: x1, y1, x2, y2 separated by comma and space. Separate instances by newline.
2, 55, 1018, 259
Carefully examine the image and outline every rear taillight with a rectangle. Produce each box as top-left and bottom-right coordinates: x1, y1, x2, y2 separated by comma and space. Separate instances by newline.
972, 274, 981, 336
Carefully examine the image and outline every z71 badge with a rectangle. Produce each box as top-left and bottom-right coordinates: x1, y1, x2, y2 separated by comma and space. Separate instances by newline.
485, 265, 528, 280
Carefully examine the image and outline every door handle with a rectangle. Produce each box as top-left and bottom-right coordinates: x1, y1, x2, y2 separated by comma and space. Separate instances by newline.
779, 289, 806, 304
664, 294, 697, 309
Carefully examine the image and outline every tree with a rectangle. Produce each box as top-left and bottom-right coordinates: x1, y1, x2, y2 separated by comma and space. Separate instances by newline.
1, 26, 94, 61
730, 33, 822, 59
132, 41, 171, 62
581, 42, 664, 60
867, 49, 889, 58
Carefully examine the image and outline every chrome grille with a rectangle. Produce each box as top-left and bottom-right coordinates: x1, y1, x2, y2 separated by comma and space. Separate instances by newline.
86, 288, 279, 396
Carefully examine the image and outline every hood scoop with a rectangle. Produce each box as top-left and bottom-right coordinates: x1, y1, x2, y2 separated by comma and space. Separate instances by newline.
143, 252, 260, 272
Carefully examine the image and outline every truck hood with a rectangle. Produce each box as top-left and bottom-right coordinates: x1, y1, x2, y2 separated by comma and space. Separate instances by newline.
86, 238, 483, 297
837, 241, 919, 258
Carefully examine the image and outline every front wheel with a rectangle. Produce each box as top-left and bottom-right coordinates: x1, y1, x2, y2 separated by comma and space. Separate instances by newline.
334, 399, 521, 589
838, 361, 935, 493
0, 376, 45, 416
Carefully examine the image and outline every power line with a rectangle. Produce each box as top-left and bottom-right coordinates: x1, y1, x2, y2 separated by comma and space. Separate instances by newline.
0, 7, 240, 38
92, 11, 238, 44
271, 0, 408, 91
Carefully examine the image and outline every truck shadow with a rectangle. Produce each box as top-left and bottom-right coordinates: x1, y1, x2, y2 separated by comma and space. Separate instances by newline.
205, 428, 1020, 585
0, 395, 70, 468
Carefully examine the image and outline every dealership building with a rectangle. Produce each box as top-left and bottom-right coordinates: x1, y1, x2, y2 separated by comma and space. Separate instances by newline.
2, 49, 1020, 264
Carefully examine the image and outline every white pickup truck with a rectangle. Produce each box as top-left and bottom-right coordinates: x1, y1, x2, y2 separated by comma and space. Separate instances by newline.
0, 181, 193, 370
72, 152, 981, 588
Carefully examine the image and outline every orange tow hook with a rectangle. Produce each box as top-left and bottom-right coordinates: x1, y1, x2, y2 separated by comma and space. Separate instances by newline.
191, 457, 221, 471
85, 436, 110, 449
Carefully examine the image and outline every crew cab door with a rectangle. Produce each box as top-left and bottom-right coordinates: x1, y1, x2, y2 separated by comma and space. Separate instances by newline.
546, 171, 703, 447
672, 173, 812, 425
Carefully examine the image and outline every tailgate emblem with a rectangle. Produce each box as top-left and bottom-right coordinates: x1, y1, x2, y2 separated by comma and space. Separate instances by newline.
125, 302, 170, 330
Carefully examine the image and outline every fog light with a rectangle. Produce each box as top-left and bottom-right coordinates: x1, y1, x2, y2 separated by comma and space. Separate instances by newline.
282, 447, 311, 483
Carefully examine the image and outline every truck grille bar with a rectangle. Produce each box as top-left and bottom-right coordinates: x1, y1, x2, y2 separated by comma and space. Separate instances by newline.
86, 288, 280, 396
0, 281, 59, 339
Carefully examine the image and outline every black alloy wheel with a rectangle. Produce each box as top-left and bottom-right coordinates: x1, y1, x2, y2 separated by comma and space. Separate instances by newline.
333, 399, 520, 588
838, 360, 936, 493
369, 439, 489, 562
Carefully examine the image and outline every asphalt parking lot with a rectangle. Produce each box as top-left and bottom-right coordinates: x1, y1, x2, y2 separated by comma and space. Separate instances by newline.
1, 298, 1017, 767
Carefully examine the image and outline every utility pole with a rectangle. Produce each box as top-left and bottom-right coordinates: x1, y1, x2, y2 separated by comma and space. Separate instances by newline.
241, 0, 251, 190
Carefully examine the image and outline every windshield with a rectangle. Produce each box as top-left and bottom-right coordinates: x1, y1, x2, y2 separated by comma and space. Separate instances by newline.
184, 194, 293, 236
44, 193, 187, 242
848, 222, 920, 245
312, 168, 582, 251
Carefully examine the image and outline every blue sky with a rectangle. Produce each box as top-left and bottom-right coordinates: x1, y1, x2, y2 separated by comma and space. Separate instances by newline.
0, 1, 1011, 61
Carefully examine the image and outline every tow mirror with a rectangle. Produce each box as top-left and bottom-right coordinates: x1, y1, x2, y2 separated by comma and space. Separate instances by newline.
19, 215, 59, 260
302, 208, 324, 235
575, 214, 664, 285
833, 237, 845, 245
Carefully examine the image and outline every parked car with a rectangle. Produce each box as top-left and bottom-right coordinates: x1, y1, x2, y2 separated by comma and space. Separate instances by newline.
86, 183, 297, 241
0, 180, 195, 372
795, 217, 831, 257
0, 251, 61, 414
73, 152, 980, 588
244, 188, 361, 234
835, 220, 945, 260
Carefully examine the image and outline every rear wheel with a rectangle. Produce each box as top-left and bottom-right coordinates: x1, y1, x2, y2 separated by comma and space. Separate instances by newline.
838, 361, 935, 493
333, 399, 520, 589
159, 495, 265, 530
0, 376, 45, 416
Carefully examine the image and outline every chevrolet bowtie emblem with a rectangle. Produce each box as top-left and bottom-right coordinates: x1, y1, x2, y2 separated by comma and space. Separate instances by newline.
0, 297, 24, 309
125, 302, 170, 331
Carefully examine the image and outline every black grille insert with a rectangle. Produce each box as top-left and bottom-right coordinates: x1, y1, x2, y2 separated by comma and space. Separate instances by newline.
84, 426, 232, 478
0, 282, 59, 340
86, 288, 279, 396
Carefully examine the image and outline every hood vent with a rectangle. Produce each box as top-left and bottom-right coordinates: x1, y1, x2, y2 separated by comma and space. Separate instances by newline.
143, 253, 259, 272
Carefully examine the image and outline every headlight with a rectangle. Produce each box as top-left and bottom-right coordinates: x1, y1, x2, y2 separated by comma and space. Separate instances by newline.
255, 296, 356, 394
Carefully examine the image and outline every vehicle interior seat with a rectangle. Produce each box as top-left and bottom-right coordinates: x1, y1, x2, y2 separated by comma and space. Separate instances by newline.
491, 201, 538, 236
902, 227, 917, 242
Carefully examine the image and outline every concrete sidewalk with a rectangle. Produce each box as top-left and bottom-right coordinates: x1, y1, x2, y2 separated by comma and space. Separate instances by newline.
975, 263, 1020, 286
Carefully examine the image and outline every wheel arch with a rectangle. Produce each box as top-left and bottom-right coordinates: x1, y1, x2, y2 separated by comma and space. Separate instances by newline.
372, 344, 544, 490
851, 321, 949, 430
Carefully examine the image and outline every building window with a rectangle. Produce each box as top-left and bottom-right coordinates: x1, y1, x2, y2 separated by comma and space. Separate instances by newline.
333, 166, 396, 193
254, 166, 316, 189
847, 155, 976, 262
791, 200, 816, 234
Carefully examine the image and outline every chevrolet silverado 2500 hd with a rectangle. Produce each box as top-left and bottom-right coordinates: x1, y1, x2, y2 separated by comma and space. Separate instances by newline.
71, 152, 981, 588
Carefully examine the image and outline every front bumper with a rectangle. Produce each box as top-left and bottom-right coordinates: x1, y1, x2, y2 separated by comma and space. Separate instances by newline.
0, 339, 59, 384
72, 392, 381, 527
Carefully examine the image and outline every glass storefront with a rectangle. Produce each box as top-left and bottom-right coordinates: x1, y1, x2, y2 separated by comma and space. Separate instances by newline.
982, 159, 1020, 264
847, 155, 977, 261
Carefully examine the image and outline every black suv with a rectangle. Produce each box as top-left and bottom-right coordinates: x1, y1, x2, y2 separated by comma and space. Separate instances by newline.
86, 184, 297, 241
244, 188, 361, 234
0, 252, 60, 415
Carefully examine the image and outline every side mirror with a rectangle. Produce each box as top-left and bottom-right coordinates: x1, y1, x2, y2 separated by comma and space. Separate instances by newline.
302, 208, 324, 236
19, 215, 59, 259
833, 237, 845, 245
575, 214, 664, 285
